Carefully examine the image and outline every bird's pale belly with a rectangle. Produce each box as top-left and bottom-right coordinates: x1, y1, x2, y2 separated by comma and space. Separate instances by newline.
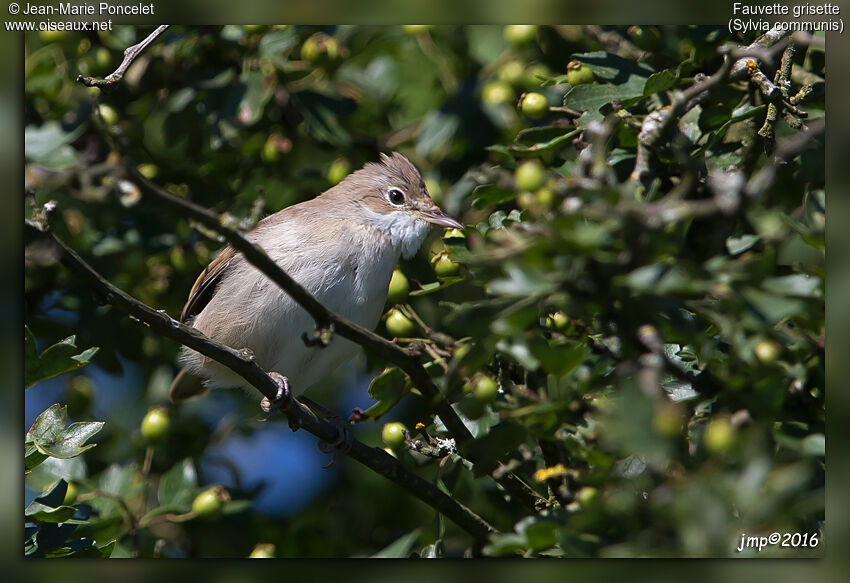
245, 255, 392, 394
258, 296, 383, 394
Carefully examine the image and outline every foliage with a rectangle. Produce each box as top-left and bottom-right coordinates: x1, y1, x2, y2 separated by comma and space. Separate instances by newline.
24, 25, 824, 557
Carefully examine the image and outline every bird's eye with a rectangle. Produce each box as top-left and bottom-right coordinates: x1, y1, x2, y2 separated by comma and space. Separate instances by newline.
387, 187, 405, 206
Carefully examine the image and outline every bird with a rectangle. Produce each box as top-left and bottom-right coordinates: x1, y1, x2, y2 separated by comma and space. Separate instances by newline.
169, 152, 462, 404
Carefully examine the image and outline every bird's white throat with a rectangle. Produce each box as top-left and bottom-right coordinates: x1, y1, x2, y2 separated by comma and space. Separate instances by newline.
360, 207, 431, 259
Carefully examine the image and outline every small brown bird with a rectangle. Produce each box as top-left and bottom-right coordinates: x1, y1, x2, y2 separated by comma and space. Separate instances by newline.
170, 152, 462, 402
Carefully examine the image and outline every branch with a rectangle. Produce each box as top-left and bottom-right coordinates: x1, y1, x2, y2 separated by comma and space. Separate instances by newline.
122, 163, 546, 511
630, 26, 794, 183
24, 219, 496, 544
745, 116, 825, 198
74, 24, 545, 510
77, 25, 170, 87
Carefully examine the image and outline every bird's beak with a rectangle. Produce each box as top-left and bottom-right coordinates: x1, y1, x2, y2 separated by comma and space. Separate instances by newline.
420, 208, 463, 230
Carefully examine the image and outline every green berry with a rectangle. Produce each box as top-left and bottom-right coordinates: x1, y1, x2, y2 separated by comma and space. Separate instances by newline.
387, 269, 410, 304
473, 376, 498, 403
576, 486, 600, 508
546, 311, 568, 331
704, 418, 735, 454
434, 254, 460, 278
566, 61, 594, 86
262, 134, 291, 163
503, 25, 537, 45
301, 33, 338, 62
515, 160, 546, 191
192, 486, 227, 520
524, 62, 550, 87
136, 163, 159, 179
535, 187, 555, 209
754, 339, 781, 364
498, 60, 526, 86
628, 26, 661, 51
520, 92, 548, 119
482, 81, 515, 106
516, 191, 537, 211
443, 228, 466, 240
385, 309, 415, 338
652, 402, 684, 438
327, 157, 351, 185
140, 406, 170, 443
97, 104, 119, 125
38, 29, 67, 43
453, 343, 471, 362
381, 422, 407, 449
94, 47, 111, 70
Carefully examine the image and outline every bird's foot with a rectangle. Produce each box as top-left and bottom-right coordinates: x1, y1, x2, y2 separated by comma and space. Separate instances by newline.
259, 373, 294, 427
300, 396, 354, 468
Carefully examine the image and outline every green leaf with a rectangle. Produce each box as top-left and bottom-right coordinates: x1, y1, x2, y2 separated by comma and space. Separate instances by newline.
26, 480, 76, 523
488, 262, 557, 297
801, 433, 825, 456
529, 338, 588, 377
258, 28, 298, 69
25, 456, 86, 491
25, 326, 99, 389
26, 504, 77, 523
462, 422, 527, 477
27, 404, 104, 460
472, 184, 515, 209
158, 458, 198, 510
564, 84, 645, 119
25, 122, 86, 170
644, 69, 677, 96
483, 533, 526, 556
622, 264, 693, 294
662, 379, 699, 402
742, 288, 805, 325
293, 90, 353, 147
762, 274, 822, 298
416, 110, 460, 159
31, 478, 69, 508
510, 128, 581, 156
362, 367, 409, 420
726, 234, 760, 255
563, 51, 657, 122
517, 516, 559, 551
25, 447, 50, 472
237, 71, 275, 127
409, 278, 463, 296
372, 529, 422, 558
572, 51, 657, 83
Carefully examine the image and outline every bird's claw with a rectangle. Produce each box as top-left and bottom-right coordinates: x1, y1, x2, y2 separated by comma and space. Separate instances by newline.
259, 372, 291, 422
317, 416, 354, 469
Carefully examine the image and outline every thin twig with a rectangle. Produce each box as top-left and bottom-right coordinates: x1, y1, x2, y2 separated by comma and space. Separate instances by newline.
24, 219, 497, 544
77, 25, 170, 87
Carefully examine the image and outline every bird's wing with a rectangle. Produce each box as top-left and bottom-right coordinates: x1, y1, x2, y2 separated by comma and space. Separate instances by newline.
180, 245, 238, 322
